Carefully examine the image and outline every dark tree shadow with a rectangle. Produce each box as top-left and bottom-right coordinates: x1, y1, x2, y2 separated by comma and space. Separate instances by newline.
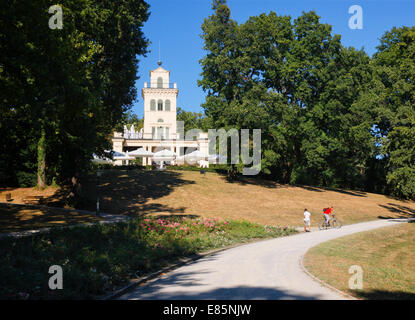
0, 202, 100, 233
321, 187, 367, 197
378, 203, 415, 220
2, 169, 198, 224
354, 289, 415, 300
120, 253, 323, 300
295, 185, 367, 197
134, 285, 321, 300
41, 186, 74, 208
155, 214, 200, 220
121, 273, 321, 300
95, 170, 194, 217
214, 174, 368, 197
222, 176, 280, 189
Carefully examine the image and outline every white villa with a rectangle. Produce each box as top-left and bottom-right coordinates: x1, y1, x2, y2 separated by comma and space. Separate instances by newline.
111, 61, 209, 167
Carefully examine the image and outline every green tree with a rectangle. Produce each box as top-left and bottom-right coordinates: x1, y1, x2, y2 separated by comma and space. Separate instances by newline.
115, 111, 144, 133
199, 1, 374, 189
359, 27, 415, 199
177, 107, 210, 133
0, 1, 150, 197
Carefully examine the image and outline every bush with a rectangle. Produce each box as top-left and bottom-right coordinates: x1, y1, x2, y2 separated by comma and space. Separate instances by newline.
16, 171, 37, 187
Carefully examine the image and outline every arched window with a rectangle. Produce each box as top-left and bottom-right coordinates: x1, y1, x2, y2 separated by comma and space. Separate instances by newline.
157, 77, 163, 88
157, 99, 163, 111
157, 126, 163, 139
165, 99, 171, 111
158, 118, 164, 123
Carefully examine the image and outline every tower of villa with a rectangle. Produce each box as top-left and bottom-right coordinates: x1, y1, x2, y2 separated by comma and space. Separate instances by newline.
111, 61, 209, 167
141, 61, 178, 140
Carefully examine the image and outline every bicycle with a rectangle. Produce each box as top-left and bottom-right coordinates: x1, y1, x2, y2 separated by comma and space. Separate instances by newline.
318, 213, 342, 230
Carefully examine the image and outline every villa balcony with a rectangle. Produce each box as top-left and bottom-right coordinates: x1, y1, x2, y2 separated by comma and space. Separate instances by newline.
143, 82, 177, 89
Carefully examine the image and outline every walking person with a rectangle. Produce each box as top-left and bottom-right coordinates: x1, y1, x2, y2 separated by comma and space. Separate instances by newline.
304, 208, 311, 232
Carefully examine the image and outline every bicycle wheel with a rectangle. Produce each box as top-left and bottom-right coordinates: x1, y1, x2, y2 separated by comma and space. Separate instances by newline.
332, 219, 342, 229
318, 219, 327, 230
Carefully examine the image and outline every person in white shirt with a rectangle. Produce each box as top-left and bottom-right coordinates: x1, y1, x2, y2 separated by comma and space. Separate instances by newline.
304, 209, 311, 232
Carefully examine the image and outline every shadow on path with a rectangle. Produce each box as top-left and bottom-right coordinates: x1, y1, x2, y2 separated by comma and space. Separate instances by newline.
121, 253, 321, 300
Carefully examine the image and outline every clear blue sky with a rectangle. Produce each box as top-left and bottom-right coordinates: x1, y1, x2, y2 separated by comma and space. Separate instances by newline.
132, 0, 415, 117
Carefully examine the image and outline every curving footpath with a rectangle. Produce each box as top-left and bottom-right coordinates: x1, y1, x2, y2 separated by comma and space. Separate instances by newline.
120, 218, 411, 300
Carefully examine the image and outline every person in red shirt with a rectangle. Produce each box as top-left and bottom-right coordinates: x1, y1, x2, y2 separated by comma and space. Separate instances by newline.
323, 206, 333, 226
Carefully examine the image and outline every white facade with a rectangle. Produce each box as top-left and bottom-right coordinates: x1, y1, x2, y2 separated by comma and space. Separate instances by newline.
112, 62, 209, 167
142, 64, 178, 140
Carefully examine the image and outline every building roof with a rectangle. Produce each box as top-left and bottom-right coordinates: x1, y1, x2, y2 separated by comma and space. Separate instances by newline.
149, 62, 170, 75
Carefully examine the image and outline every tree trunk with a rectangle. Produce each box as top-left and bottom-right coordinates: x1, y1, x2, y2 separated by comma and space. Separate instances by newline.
37, 128, 46, 189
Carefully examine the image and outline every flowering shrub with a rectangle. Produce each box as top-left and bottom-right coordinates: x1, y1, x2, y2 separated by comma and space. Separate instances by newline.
138, 217, 229, 237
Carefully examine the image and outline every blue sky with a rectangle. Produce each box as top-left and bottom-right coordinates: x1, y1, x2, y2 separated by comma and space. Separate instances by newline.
132, 0, 415, 117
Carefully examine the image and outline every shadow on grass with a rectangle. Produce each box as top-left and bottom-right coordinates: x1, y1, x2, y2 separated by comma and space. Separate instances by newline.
215, 173, 368, 198
41, 169, 195, 217
155, 214, 200, 220
98, 170, 194, 216
378, 203, 415, 220
0, 203, 100, 233
354, 289, 415, 300
41, 186, 74, 208
294, 185, 367, 197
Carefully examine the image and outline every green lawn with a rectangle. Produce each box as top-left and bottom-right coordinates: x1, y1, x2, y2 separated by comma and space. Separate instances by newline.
0, 216, 296, 299
303, 222, 415, 300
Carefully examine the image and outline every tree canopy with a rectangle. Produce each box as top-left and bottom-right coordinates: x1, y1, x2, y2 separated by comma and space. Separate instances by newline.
199, 0, 415, 199
0, 1, 149, 196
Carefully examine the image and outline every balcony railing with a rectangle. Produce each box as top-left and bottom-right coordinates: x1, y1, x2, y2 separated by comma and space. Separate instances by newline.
144, 82, 177, 89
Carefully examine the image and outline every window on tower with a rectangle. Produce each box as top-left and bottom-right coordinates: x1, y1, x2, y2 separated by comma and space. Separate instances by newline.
157, 100, 163, 111
150, 99, 156, 111
157, 77, 163, 88
157, 126, 163, 139
165, 99, 171, 111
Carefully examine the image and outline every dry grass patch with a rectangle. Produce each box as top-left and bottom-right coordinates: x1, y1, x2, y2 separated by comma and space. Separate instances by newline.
2, 169, 415, 227
303, 222, 415, 299
98, 169, 415, 227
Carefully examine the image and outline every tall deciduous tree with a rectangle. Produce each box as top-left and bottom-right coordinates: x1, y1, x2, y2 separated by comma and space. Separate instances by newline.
199, 1, 374, 190
358, 27, 415, 199
0, 1, 149, 197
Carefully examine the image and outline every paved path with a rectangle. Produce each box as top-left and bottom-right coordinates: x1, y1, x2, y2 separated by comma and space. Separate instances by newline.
120, 218, 411, 300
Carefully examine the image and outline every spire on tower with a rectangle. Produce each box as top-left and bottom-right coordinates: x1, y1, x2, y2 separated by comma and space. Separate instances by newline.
157, 41, 162, 66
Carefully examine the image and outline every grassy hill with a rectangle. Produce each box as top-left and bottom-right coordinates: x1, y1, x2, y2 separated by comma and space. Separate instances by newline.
2, 169, 415, 228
